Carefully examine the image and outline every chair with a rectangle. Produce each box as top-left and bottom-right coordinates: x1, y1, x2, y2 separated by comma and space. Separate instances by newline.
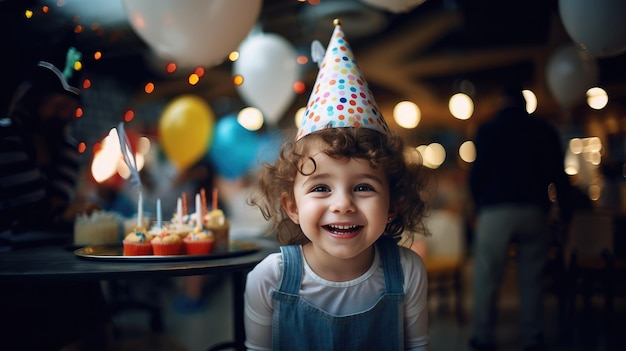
564, 210, 626, 330
414, 209, 467, 324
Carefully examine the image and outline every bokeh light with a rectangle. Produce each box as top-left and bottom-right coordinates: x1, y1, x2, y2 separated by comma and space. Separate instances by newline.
459, 141, 476, 163
293, 81, 306, 94
297, 55, 309, 65
449, 93, 474, 120
233, 74, 244, 86
416, 143, 446, 169
124, 109, 134, 122
166, 62, 177, 74
229, 51, 239, 62
188, 73, 199, 85
522, 89, 537, 114
238, 107, 264, 131
586, 87, 608, 110
294, 107, 305, 127
393, 101, 420, 129
144, 82, 155, 94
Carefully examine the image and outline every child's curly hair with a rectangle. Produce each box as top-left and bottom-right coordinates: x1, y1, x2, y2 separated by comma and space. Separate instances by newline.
250, 127, 428, 246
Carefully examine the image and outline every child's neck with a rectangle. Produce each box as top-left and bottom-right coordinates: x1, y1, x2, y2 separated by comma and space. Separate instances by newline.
302, 243, 375, 282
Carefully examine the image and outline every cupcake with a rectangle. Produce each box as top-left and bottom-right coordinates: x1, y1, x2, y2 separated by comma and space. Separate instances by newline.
167, 221, 193, 239
151, 229, 183, 255
204, 209, 229, 253
123, 228, 153, 256
184, 228, 215, 255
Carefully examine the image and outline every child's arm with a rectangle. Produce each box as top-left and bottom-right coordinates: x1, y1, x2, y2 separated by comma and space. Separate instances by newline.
244, 253, 282, 350
400, 247, 430, 350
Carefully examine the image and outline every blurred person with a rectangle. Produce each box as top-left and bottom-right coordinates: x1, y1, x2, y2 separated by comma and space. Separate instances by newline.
467, 82, 586, 351
0, 49, 97, 234
0, 49, 110, 351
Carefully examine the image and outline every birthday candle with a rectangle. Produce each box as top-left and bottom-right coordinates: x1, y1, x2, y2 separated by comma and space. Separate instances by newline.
181, 192, 188, 215
200, 188, 207, 216
176, 197, 183, 223
156, 198, 162, 228
137, 191, 143, 228
195, 193, 202, 229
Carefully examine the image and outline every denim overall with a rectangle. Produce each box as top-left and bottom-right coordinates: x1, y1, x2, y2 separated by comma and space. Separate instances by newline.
271, 237, 405, 350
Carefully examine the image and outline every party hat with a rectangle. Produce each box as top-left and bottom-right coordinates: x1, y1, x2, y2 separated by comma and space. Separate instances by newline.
296, 19, 389, 141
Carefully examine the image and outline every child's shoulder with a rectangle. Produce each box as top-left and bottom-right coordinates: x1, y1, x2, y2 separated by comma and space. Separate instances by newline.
247, 251, 284, 288
397, 245, 426, 271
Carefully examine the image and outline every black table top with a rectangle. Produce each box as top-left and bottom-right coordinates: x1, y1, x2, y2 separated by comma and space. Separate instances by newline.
0, 236, 278, 283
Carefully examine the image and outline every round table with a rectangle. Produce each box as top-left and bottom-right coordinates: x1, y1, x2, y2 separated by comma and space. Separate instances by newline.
0, 236, 278, 351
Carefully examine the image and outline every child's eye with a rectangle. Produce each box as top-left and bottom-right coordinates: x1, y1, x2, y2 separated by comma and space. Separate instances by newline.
355, 184, 374, 192
311, 185, 329, 192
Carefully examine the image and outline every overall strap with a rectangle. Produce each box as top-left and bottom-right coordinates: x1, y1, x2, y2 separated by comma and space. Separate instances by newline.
277, 245, 303, 295
377, 237, 404, 294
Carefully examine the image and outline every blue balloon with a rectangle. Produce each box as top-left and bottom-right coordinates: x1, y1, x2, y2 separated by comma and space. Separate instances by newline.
207, 115, 259, 179
255, 131, 285, 165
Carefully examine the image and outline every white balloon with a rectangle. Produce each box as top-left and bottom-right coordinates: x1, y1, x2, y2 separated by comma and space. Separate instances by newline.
233, 33, 298, 125
360, 0, 426, 13
559, 0, 626, 57
123, 0, 262, 68
546, 44, 599, 109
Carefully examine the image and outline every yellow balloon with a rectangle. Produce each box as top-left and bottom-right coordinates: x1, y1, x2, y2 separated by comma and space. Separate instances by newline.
159, 95, 215, 170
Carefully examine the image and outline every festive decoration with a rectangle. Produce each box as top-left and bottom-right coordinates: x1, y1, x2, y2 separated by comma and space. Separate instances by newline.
233, 32, 299, 125
159, 95, 215, 170
546, 44, 599, 109
207, 115, 260, 179
559, 0, 626, 57
296, 19, 389, 141
123, 0, 262, 68
361, 0, 426, 13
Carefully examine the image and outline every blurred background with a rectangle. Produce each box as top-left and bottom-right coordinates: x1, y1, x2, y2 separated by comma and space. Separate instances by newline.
1, 0, 625, 216
2, 1, 625, 350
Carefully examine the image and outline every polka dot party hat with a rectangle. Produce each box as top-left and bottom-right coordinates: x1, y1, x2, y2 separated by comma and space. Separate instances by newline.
296, 19, 389, 141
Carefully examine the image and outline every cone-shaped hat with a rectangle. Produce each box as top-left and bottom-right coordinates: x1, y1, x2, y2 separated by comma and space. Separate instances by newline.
296, 19, 388, 141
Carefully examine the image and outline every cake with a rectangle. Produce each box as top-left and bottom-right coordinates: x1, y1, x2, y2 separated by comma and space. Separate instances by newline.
122, 228, 153, 256
151, 229, 183, 255
183, 227, 215, 255
203, 209, 229, 253
74, 211, 121, 246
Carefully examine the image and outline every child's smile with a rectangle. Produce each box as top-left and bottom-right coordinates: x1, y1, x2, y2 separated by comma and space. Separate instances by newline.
281, 141, 392, 276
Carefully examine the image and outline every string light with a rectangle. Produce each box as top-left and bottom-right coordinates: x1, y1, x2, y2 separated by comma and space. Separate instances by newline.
144, 82, 155, 94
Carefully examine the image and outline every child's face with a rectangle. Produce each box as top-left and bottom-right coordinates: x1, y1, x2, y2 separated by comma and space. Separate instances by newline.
281, 141, 391, 260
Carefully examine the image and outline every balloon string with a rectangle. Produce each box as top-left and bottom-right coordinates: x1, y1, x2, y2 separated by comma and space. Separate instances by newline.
311, 40, 326, 68
117, 122, 141, 191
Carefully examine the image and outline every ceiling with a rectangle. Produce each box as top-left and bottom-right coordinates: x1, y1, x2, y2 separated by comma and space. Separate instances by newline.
2, 0, 626, 137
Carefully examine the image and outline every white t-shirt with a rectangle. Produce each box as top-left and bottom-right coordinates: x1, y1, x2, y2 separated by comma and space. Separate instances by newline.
244, 244, 430, 351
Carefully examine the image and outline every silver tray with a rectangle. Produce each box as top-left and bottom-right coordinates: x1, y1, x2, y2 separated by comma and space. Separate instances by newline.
74, 241, 259, 262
